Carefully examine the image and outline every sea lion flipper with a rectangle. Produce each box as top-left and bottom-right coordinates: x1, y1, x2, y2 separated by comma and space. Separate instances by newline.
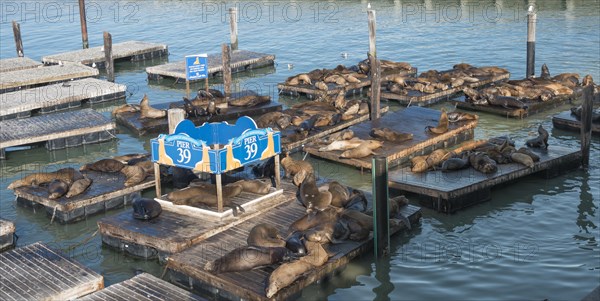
395, 212, 412, 230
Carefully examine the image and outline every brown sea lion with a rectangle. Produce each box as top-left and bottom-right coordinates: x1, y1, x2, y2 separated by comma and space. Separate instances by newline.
582, 74, 594, 86
299, 173, 332, 213
369, 127, 413, 143
120, 165, 147, 187
340, 209, 374, 241
339, 142, 376, 159
247, 223, 286, 248
469, 152, 498, 174
7, 168, 83, 189
525, 124, 549, 149
65, 177, 92, 198
48, 179, 69, 199
204, 246, 293, 274
112, 153, 149, 164
112, 104, 140, 116
426, 109, 449, 134
326, 181, 351, 207
426, 149, 448, 169
80, 159, 125, 173
315, 81, 328, 91
228, 95, 270, 107
411, 155, 430, 173
139, 94, 166, 119
234, 179, 272, 194
447, 112, 478, 123
171, 183, 245, 215
304, 220, 339, 244
288, 206, 342, 235
516, 147, 540, 162
318, 139, 364, 152
323, 129, 354, 144
511, 152, 535, 168
298, 74, 312, 85
281, 156, 314, 185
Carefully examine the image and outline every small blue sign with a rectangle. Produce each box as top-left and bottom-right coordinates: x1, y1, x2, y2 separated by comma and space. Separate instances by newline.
185, 54, 208, 81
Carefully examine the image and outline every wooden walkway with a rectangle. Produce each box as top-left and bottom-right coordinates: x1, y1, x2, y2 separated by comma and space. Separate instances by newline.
42, 41, 168, 67
552, 110, 600, 135
166, 199, 422, 301
0, 109, 115, 159
98, 181, 294, 260
15, 170, 154, 223
0, 219, 15, 252
0, 64, 99, 94
454, 94, 573, 118
78, 273, 207, 301
146, 50, 275, 82
0, 78, 126, 120
305, 107, 478, 170
0, 57, 42, 73
0, 242, 104, 300
388, 145, 581, 213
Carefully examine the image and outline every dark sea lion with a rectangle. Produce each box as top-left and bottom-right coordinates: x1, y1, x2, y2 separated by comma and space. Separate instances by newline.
441, 156, 470, 172
304, 221, 340, 244
344, 190, 368, 212
540, 63, 551, 79
247, 223, 286, 248
510, 152, 535, 168
229, 95, 270, 107
139, 94, 166, 119
525, 124, 549, 149
339, 141, 376, 159
132, 195, 162, 220
288, 206, 342, 235
251, 157, 276, 181
300, 115, 319, 132
299, 173, 332, 214
204, 246, 293, 274
280, 156, 314, 185
48, 179, 69, 199
340, 209, 373, 241
469, 152, 498, 174
284, 232, 307, 255
516, 147, 540, 162
369, 127, 413, 142
120, 165, 147, 187
426, 109, 449, 134
389, 195, 411, 230
80, 159, 125, 173
65, 177, 92, 198
326, 181, 351, 207
8, 168, 83, 189
256, 112, 285, 128
235, 179, 272, 194
447, 112, 478, 123
487, 95, 528, 109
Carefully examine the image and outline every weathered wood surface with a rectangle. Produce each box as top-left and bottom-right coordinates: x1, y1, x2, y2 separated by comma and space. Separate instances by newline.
388, 145, 581, 213
0, 57, 41, 73
0, 219, 15, 251
552, 110, 600, 135
0, 242, 104, 300
0, 64, 99, 94
167, 198, 421, 301
98, 181, 296, 258
582, 285, 600, 301
42, 41, 168, 66
0, 109, 115, 149
305, 106, 477, 169
455, 93, 574, 118
146, 50, 275, 81
78, 273, 207, 301
0, 78, 126, 119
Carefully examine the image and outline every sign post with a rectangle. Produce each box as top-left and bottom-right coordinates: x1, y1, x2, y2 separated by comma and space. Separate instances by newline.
185, 54, 208, 98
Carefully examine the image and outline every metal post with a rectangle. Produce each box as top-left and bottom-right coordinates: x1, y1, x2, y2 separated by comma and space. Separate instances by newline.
372, 156, 389, 259
103, 32, 114, 82
580, 84, 593, 169
78, 0, 89, 49
526, 6, 536, 78
12, 21, 24, 57
229, 8, 238, 51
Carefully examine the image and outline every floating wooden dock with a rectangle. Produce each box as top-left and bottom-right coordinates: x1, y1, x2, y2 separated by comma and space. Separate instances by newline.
0, 57, 42, 73
0, 78, 126, 120
0, 219, 15, 252
14, 169, 155, 224
552, 110, 600, 135
0, 242, 104, 300
388, 145, 581, 213
0, 109, 115, 159
0, 64, 99, 94
146, 50, 275, 82
98, 181, 294, 260
166, 198, 421, 301
454, 94, 574, 118
305, 106, 477, 170
42, 41, 168, 67
79, 273, 207, 301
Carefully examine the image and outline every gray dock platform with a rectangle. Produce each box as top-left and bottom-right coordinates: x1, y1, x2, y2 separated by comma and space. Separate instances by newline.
0, 78, 126, 120
454, 94, 574, 118
78, 273, 207, 301
552, 110, 600, 135
0, 219, 15, 252
0, 109, 115, 159
0, 64, 99, 94
388, 145, 582, 213
146, 50, 275, 82
42, 41, 168, 67
0, 57, 42, 73
0, 242, 104, 300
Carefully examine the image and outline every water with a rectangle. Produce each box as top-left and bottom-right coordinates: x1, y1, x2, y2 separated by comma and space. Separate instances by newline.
1, 0, 599, 300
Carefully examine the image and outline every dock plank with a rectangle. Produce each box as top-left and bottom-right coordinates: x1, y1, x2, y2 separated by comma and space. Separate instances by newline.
0, 78, 126, 119
146, 50, 275, 81
305, 106, 477, 169
552, 110, 600, 135
42, 41, 168, 66
388, 145, 581, 213
0, 242, 104, 300
0, 64, 99, 94
0, 219, 15, 251
0, 57, 42, 73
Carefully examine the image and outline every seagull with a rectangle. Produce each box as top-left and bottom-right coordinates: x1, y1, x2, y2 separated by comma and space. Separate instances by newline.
287, 63, 294, 70
341, 52, 349, 59
58, 61, 64, 66
92, 62, 97, 68
367, 3, 371, 9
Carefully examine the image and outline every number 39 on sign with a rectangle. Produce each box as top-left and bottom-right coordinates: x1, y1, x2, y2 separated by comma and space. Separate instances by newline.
243, 136, 258, 161
176, 140, 192, 164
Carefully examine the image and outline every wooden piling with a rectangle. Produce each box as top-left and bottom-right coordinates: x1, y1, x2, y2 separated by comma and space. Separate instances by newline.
12, 21, 23, 57
222, 44, 232, 100
368, 10, 381, 120
526, 6, 536, 78
372, 156, 389, 258
78, 0, 89, 49
581, 84, 593, 169
103, 32, 114, 82
368, 10, 376, 57
229, 8, 239, 51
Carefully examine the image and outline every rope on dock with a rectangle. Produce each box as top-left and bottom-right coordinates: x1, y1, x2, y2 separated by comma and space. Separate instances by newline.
64, 229, 99, 252
50, 205, 58, 224
160, 260, 172, 279
105, 129, 117, 139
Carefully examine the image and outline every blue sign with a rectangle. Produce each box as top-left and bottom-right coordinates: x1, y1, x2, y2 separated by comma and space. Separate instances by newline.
185, 54, 208, 81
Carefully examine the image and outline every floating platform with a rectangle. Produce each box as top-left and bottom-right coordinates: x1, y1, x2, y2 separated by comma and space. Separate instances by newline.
98, 181, 295, 260
0, 78, 126, 120
0, 109, 115, 159
0, 219, 15, 252
552, 110, 600, 135
0, 242, 104, 300
79, 273, 207, 301
166, 198, 421, 301
146, 50, 275, 82
305, 106, 477, 170
454, 94, 574, 118
388, 145, 581, 213
0, 63, 99, 94
0, 57, 42, 73
14, 169, 154, 224
42, 41, 168, 68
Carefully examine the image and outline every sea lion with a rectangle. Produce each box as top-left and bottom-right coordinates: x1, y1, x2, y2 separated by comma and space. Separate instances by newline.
388, 195, 411, 229
525, 124, 549, 149
487, 95, 528, 109
326, 181, 351, 207
469, 152, 498, 174
339, 142, 376, 159
447, 112, 478, 123
582, 74, 594, 86
285, 231, 307, 255
323, 129, 354, 144
172, 184, 245, 215
280, 156, 314, 185
120, 165, 147, 187
516, 147, 540, 162
7, 167, 83, 189
304, 220, 342, 244
344, 190, 368, 212
315, 81, 328, 91
234, 179, 272, 194
204, 246, 293, 274
65, 177, 92, 198
228, 95, 270, 107
426, 149, 448, 169
300, 115, 319, 132
318, 139, 364, 152
131, 195, 162, 220
510, 152, 535, 168
340, 209, 373, 241
540, 63, 551, 79
80, 159, 125, 173
441, 155, 470, 172
247, 223, 286, 248
426, 109, 449, 134
139, 94, 166, 119
369, 127, 413, 143
299, 173, 332, 213
288, 206, 342, 235
48, 179, 69, 199
113, 153, 149, 164
297, 74, 312, 85
411, 155, 430, 173
112, 104, 140, 116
